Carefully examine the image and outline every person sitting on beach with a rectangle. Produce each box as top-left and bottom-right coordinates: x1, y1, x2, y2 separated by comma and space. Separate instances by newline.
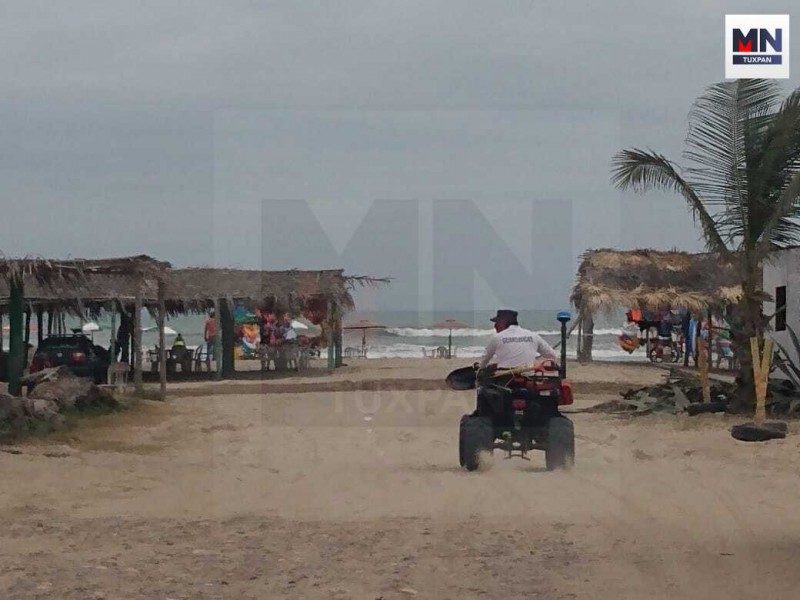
171, 333, 186, 350
474, 309, 558, 417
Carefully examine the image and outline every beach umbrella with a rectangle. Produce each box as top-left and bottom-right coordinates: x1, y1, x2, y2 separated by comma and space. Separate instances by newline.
142, 325, 178, 336
82, 321, 101, 341
343, 319, 385, 357
432, 319, 470, 359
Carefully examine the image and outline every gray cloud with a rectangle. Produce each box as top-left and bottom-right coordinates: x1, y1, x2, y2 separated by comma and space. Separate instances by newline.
1, 0, 797, 310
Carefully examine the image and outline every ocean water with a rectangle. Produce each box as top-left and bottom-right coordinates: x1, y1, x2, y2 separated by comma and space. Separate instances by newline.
2, 309, 644, 362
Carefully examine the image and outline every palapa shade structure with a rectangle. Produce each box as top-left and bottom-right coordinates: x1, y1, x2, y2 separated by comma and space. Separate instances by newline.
0, 259, 389, 391
431, 319, 470, 359
0, 255, 170, 396
570, 249, 741, 362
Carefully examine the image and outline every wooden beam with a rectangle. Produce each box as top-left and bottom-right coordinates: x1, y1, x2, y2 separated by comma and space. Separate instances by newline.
133, 293, 143, 392
7, 277, 24, 396
47, 309, 52, 336
157, 280, 167, 401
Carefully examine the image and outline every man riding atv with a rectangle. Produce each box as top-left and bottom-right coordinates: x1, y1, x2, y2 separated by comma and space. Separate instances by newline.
474, 309, 559, 416
453, 309, 575, 472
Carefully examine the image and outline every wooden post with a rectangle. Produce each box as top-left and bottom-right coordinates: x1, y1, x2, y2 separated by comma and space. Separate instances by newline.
683, 312, 691, 367
157, 280, 167, 401
133, 293, 143, 392
46, 309, 52, 336
220, 299, 235, 378
108, 303, 117, 384
334, 307, 343, 367
326, 302, 335, 371
214, 298, 222, 381
751, 337, 773, 425
25, 305, 31, 346
697, 338, 710, 403
582, 311, 595, 363
36, 306, 43, 348
0, 311, 3, 353
707, 313, 714, 369
7, 277, 24, 396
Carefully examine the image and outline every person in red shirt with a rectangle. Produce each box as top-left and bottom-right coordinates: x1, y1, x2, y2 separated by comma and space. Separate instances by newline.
204, 310, 218, 369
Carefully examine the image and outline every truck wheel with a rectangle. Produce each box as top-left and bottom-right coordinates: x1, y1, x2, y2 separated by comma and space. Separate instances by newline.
459, 415, 493, 471
545, 416, 575, 471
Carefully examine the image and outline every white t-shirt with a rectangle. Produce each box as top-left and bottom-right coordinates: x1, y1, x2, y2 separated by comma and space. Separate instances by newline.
479, 325, 559, 369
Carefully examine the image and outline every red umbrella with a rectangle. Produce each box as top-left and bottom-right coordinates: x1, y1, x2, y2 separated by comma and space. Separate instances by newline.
432, 319, 470, 359
343, 319, 385, 357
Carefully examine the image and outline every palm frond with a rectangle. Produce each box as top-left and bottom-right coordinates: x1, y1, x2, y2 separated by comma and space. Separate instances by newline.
743, 91, 800, 245
610, 149, 728, 253
756, 171, 800, 254
683, 80, 782, 246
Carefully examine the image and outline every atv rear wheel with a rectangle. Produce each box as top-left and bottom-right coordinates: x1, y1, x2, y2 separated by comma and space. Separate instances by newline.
459, 415, 493, 471
545, 416, 574, 471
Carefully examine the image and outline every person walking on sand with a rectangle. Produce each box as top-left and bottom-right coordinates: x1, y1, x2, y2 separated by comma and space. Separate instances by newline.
204, 310, 217, 369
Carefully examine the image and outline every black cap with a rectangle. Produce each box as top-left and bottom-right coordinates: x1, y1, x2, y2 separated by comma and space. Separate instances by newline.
490, 309, 518, 323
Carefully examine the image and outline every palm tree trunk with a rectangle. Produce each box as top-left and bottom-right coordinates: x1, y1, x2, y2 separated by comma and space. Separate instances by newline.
730, 261, 767, 414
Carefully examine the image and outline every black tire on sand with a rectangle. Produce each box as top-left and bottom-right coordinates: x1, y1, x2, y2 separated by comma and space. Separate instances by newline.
459, 415, 493, 471
731, 421, 788, 442
545, 416, 575, 471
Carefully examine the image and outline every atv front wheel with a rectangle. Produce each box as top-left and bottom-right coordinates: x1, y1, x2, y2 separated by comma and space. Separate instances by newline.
459, 415, 493, 471
545, 416, 575, 471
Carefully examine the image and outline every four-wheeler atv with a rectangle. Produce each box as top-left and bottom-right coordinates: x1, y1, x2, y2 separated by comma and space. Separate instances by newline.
447, 311, 576, 472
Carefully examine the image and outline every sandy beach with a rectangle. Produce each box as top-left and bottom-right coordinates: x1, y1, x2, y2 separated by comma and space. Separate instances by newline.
1, 358, 799, 599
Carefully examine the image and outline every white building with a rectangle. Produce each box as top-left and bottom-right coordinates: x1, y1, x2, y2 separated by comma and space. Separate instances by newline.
763, 246, 800, 372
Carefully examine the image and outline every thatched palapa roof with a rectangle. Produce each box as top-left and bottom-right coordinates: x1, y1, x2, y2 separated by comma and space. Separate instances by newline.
0, 254, 169, 286
160, 268, 362, 313
571, 249, 741, 315
0, 260, 387, 317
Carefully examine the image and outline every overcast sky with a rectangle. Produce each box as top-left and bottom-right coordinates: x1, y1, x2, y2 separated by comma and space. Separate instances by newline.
1, 1, 798, 312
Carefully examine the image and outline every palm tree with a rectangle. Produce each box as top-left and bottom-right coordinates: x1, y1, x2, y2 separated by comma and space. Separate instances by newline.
611, 79, 800, 412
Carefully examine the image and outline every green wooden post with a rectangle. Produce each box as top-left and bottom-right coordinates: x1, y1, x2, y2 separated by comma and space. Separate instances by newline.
326, 303, 335, 371
109, 303, 117, 360
133, 294, 143, 392
214, 299, 222, 380
8, 277, 24, 396
335, 318, 343, 367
